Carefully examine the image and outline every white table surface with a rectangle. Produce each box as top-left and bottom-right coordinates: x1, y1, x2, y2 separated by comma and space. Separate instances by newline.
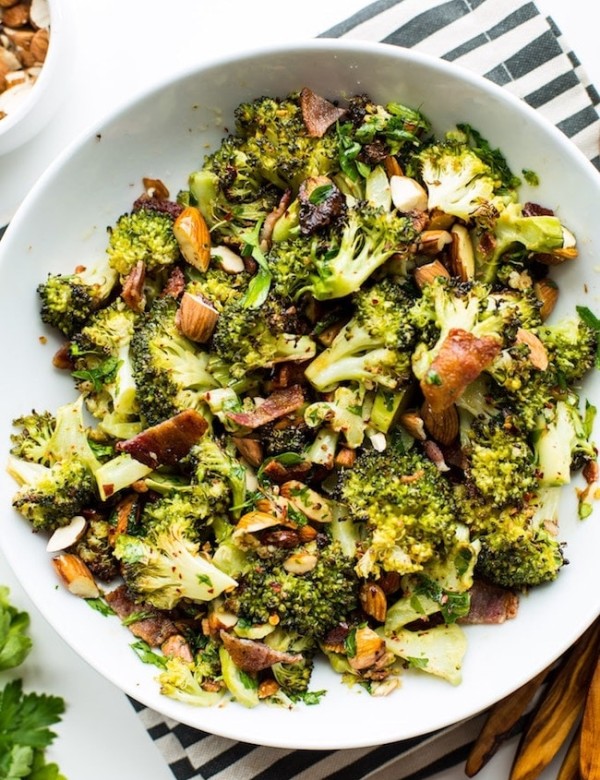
0, 1, 597, 778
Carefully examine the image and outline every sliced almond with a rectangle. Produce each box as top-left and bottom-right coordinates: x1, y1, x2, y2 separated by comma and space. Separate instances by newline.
29, 27, 48, 62
534, 278, 559, 321
176, 291, 219, 343
418, 229, 452, 256
280, 480, 333, 523
515, 328, 549, 371
359, 581, 387, 623
52, 553, 100, 598
283, 551, 318, 574
413, 259, 450, 289
450, 223, 475, 281
258, 678, 280, 699
421, 401, 459, 445
46, 515, 87, 553
390, 176, 428, 212
231, 436, 263, 468
173, 206, 211, 271
298, 524, 318, 543
29, 0, 50, 29
211, 245, 245, 274
142, 177, 169, 199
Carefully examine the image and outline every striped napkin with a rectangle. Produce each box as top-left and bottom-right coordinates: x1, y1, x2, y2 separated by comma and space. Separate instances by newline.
132, 2, 600, 779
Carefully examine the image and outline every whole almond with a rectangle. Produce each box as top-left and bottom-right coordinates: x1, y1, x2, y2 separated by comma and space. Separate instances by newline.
421, 401, 459, 445
29, 27, 48, 62
2, 2, 30, 27
0, 0, 20, 8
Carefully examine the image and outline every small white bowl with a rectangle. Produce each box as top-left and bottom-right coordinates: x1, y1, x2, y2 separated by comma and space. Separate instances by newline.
0, 0, 70, 155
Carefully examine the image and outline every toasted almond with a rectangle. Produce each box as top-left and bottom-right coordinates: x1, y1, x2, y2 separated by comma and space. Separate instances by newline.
316, 319, 346, 347
334, 447, 357, 468
211, 245, 245, 274
399, 410, 427, 441
280, 480, 333, 523
173, 206, 211, 271
283, 551, 318, 574
534, 278, 559, 321
450, 223, 475, 281
427, 208, 455, 230
348, 627, 386, 671
52, 553, 99, 598
258, 678, 281, 699
2, 3, 29, 27
421, 401, 459, 445
298, 524, 318, 543
580, 656, 600, 779
3, 27, 34, 49
413, 259, 450, 289
383, 155, 403, 178
29, 27, 47, 62
0, 0, 20, 8
231, 436, 263, 468
176, 291, 219, 343
29, 0, 50, 29
359, 581, 387, 623
234, 511, 280, 535
390, 175, 428, 212
515, 328, 549, 371
46, 515, 87, 553
418, 229, 452, 256
142, 177, 169, 199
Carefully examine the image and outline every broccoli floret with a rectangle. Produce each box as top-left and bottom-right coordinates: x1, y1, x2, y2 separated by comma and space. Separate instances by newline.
304, 386, 367, 450
305, 279, 416, 392
234, 541, 359, 639
159, 655, 225, 707
8, 456, 97, 532
306, 205, 417, 301
188, 435, 247, 519
130, 295, 221, 425
211, 294, 316, 379
113, 516, 237, 610
37, 255, 119, 338
336, 440, 463, 578
471, 202, 572, 284
233, 93, 340, 192
185, 266, 249, 313
538, 310, 598, 385
72, 516, 119, 581
260, 417, 312, 458
69, 300, 139, 424
9, 410, 56, 465
463, 416, 537, 508
106, 208, 180, 279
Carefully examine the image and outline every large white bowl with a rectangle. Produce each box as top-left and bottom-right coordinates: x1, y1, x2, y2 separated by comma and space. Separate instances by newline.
1, 39, 599, 750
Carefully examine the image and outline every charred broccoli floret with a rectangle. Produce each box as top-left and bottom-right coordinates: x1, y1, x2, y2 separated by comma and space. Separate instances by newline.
185, 266, 249, 313
234, 540, 359, 639
188, 434, 247, 519
211, 293, 316, 379
113, 516, 237, 610
37, 255, 119, 338
9, 410, 56, 465
130, 295, 221, 425
304, 279, 416, 392
538, 309, 599, 385
336, 439, 464, 578
106, 207, 180, 279
72, 516, 119, 581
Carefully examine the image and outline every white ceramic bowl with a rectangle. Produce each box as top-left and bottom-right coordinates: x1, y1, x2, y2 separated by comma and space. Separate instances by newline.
1, 40, 599, 750
0, 0, 70, 155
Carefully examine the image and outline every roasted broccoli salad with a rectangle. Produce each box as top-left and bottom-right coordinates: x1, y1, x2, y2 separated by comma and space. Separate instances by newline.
6, 88, 600, 709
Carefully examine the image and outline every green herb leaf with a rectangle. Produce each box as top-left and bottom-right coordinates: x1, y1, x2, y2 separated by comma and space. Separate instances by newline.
0, 586, 32, 672
130, 640, 167, 669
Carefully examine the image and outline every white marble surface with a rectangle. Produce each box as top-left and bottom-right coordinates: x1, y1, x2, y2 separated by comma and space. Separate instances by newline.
0, 1, 597, 777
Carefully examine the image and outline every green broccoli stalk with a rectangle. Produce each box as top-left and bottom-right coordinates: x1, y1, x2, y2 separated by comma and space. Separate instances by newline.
305, 279, 416, 392
114, 516, 238, 610
304, 386, 367, 450
37, 255, 119, 338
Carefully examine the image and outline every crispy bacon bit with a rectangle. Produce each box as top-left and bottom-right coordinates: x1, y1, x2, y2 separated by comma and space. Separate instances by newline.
121, 260, 146, 312
116, 409, 208, 468
219, 630, 302, 673
226, 385, 305, 429
300, 87, 346, 138
161, 634, 194, 663
106, 584, 179, 646
421, 328, 501, 413
522, 202, 554, 217
260, 458, 312, 484
260, 189, 292, 252
459, 579, 519, 625
269, 360, 312, 390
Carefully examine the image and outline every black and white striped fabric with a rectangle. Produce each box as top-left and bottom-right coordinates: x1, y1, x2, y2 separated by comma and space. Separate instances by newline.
132, 2, 600, 778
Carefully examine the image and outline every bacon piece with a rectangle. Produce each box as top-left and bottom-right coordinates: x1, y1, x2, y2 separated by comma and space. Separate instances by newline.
121, 260, 146, 312
161, 634, 194, 663
161, 265, 186, 299
300, 87, 346, 138
132, 194, 184, 219
421, 328, 501, 413
106, 584, 179, 646
219, 630, 303, 673
116, 409, 208, 468
260, 458, 312, 484
226, 385, 305, 429
459, 579, 519, 625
